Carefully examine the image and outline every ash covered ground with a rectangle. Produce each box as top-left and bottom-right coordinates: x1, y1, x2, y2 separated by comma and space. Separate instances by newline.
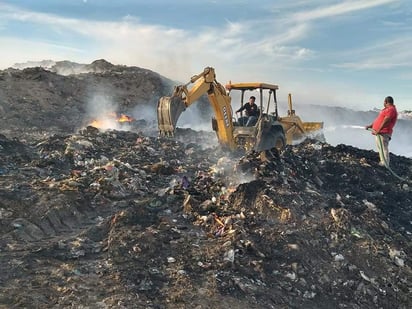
0, 60, 411, 309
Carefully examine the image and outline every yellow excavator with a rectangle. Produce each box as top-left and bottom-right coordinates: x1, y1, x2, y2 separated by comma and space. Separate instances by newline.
157, 66, 323, 155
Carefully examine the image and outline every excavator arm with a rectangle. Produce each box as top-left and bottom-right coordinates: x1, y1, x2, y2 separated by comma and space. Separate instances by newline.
157, 67, 236, 149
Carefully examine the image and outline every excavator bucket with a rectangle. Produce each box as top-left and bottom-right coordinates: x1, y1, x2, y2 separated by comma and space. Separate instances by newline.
157, 96, 187, 136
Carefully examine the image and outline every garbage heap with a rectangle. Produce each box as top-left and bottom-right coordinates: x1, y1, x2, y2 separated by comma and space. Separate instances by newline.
0, 127, 411, 309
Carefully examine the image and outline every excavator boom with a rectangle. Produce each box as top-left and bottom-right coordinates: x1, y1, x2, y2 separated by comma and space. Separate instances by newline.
157, 67, 237, 149
158, 67, 217, 135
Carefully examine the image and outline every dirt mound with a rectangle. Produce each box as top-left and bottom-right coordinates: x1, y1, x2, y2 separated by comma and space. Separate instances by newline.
0, 60, 175, 140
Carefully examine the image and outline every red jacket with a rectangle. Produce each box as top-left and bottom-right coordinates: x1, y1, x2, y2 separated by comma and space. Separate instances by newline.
372, 105, 397, 135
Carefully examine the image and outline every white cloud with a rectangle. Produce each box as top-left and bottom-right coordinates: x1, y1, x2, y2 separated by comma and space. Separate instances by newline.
0, 3, 313, 74
0, 3, 324, 79
292, 0, 399, 22
0, 37, 88, 69
296, 48, 313, 58
332, 36, 412, 70
0, 1, 410, 111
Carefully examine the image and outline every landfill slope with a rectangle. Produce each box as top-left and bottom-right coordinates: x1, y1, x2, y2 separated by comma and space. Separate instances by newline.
0, 59, 210, 141
0, 61, 411, 309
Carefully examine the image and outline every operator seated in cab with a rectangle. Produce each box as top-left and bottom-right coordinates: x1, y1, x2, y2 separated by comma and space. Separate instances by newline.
235, 96, 260, 126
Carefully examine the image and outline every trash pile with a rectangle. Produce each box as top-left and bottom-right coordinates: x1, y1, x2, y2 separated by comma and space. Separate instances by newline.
1, 126, 411, 308
1, 60, 411, 308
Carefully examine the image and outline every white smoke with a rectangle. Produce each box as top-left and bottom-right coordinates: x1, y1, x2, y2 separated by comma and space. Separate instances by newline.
131, 103, 157, 127
83, 93, 130, 131
295, 104, 412, 158
12, 60, 56, 70
177, 104, 213, 132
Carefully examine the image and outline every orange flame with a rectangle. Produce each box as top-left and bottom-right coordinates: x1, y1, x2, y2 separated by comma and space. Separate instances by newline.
90, 120, 104, 128
117, 113, 134, 123
89, 112, 134, 129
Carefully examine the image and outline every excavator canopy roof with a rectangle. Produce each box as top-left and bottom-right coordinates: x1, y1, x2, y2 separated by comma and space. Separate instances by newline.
225, 82, 279, 91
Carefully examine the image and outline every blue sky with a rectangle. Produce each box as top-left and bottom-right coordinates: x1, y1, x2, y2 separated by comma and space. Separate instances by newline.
1, 0, 411, 111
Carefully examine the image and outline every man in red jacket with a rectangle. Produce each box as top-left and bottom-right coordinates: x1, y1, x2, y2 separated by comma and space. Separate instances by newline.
366, 96, 398, 167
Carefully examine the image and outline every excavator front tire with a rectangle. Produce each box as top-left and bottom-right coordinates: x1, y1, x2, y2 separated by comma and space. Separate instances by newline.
260, 131, 285, 161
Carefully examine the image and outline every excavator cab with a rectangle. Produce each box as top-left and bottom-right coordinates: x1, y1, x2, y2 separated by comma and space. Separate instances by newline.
226, 82, 280, 125
226, 83, 323, 145
225, 82, 286, 154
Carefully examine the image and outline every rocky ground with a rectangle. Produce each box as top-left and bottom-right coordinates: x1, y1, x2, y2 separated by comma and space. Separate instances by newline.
0, 61, 411, 308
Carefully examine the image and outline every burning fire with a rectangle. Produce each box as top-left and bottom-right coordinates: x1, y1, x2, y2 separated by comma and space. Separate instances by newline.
89, 112, 135, 130
117, 114, 134, 123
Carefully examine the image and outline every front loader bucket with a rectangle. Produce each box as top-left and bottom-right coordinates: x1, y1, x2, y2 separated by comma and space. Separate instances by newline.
157, 96, 186, 136
302, 121, 323, 132
303, 121, 325, 141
